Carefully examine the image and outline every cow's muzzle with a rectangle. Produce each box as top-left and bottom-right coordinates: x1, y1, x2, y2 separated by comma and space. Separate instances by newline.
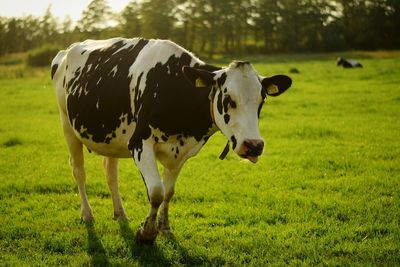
239, 139, 264, 163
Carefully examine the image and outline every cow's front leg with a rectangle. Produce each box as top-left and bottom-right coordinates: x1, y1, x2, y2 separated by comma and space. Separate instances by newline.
158, 167, 181, 235
132, 141, 164, 244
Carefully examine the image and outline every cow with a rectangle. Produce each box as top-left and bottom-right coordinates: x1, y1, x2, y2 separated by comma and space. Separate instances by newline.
336, 57, 363, 68
51, 37, 292, 244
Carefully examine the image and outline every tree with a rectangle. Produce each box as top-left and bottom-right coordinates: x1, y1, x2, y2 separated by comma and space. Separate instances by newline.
365, 0, 400, 49
3, 18, 25, 53
0, 17, 7, 55
40, 5, 58, 44
21, 15, 42, 50
386, 0, 400, 48
140, 0, 175, 39
217, 0, 254, 54
333, 0, 400, 50
76, 0, 113, 39
59, 16, 74, 46
254, 0, 281, 52
0, 0, 399, 56
120, 0, 141, 38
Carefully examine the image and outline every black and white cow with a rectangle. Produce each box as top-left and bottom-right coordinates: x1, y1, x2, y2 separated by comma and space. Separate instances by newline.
337, 57, 363, 68
51, 37, 292, 244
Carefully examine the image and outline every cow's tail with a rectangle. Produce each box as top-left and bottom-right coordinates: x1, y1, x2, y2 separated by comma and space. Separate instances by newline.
51, 50, 67, 80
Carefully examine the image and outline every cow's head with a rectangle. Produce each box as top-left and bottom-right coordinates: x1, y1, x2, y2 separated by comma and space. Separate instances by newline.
337, 57, 348, 67
183, 61, 291, 163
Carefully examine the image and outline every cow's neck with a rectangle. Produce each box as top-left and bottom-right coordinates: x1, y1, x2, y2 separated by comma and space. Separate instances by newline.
205, 85, 231, 160
195, 63, 230, 159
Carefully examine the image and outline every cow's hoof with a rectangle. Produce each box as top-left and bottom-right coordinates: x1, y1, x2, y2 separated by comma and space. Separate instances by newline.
159, 227, 173, 236
135, 228, 158, 245
81, 214, 95, 222
113, 213, 129, 221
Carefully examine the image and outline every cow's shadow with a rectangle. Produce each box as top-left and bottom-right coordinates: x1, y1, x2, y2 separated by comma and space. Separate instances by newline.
118, 220, 211, 266
85, 221, 111, 267
85, 220, 212, 266
118, 220, 168, 265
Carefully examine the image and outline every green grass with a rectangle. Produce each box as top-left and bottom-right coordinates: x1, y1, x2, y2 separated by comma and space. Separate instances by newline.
1, 51, 399, 266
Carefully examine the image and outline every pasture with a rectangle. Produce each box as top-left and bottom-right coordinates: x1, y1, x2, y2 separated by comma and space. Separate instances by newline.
0, 51, 399, 266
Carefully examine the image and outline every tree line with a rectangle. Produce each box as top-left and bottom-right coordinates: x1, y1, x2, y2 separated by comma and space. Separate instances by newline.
1, 0, 399, 57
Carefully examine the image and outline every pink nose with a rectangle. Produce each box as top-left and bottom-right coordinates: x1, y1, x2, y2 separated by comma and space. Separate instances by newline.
242, 139, 264, 157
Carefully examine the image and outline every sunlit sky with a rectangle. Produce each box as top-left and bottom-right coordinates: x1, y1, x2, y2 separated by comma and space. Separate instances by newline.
0, 0, 131, 21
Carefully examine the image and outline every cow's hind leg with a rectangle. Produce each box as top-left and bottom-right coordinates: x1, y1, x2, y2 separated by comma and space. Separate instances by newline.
62, 117, 94, 221
158, 168, 181, 235
103, 157, 127, 220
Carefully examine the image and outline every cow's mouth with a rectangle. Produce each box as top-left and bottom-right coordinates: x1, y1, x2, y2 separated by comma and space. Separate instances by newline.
240, 154, 259, 163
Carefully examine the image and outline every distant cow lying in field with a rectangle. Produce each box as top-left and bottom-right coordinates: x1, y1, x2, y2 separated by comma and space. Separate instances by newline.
51, 38, 292, 244
337, 57, 363, 68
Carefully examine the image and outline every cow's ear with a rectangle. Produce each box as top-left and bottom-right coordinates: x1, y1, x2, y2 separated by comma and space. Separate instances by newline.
261, 75, 292, 96
182, 66, 215, 88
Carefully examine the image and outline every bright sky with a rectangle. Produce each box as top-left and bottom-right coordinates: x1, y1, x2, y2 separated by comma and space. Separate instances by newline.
0, 0, 131, 21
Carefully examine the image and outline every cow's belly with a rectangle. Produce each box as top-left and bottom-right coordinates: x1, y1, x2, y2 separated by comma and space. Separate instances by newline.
73, 121, 135, 158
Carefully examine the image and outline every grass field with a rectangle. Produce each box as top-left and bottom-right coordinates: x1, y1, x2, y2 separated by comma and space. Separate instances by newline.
0, 51, 399, 266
